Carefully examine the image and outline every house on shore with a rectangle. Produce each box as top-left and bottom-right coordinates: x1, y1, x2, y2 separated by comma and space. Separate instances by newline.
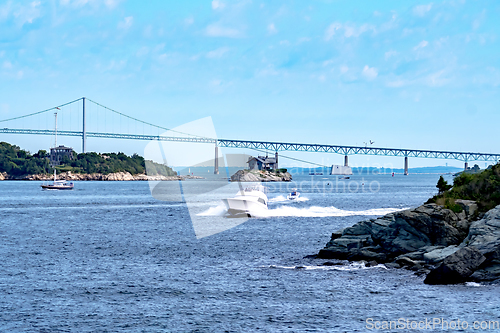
248, 154, 278, 171
50, 145, 75, 166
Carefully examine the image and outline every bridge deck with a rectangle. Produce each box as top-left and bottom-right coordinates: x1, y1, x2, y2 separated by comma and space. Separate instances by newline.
1, 128, 499, 162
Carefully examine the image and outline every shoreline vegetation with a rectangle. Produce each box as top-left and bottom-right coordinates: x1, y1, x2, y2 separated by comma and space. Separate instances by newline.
0, 141, 202, 181
316, 162, 500, 284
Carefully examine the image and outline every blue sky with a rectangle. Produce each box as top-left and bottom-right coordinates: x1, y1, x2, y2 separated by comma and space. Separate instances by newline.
0, 0, 499, 168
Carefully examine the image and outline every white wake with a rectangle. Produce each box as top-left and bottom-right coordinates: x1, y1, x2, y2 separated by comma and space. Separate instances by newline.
198, 204, 407, 218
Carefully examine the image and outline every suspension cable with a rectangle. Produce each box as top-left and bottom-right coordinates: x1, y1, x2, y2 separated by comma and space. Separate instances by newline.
0, 98, 82, 123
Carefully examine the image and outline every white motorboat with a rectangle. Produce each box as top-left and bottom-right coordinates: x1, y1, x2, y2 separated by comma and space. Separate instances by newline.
287, 189, 300, 200
222, 185, 268, 216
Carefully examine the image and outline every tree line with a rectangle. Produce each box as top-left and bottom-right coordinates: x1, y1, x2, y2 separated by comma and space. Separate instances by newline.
0, 142, 176, 176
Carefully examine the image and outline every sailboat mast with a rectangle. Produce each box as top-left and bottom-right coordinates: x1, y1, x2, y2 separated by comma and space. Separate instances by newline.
54, 112, 57, 182
54, 112, 58, 148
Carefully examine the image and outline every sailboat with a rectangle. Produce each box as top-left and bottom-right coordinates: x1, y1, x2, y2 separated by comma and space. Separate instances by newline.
41, 112, 74, 190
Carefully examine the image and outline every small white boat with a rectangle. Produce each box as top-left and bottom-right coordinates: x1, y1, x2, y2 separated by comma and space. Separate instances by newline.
41, 179, 74, 190
41, 169, 74, 190
222, 185, 268, 216
287, 189, 300, 200
40, 111, 74, 191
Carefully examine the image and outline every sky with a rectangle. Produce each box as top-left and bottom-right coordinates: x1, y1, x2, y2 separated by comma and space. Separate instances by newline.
0, 0, 499, 169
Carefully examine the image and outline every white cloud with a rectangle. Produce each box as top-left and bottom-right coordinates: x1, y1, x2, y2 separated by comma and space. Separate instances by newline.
185, 17, 194, 25
325, 23, 342, 40
118, 16, 133, 30
212, 1, 225, 10
340, 65, 349, 74
384, 50, 398, 60
362, 65, 378, 80
413, 3, 433, 17
344, 23, 373, 38
413, 40, 428, 50
267, 23, 277, 34
472, 9, 486, 30
13, 1, 41, 26
0, 2, 12, 21
3, 61, 12, 69
426, 69, 449, 87
104, 0, 120, 9
206, 47, 229, 58
325, 22, 375, 40
205, 24, 240, 38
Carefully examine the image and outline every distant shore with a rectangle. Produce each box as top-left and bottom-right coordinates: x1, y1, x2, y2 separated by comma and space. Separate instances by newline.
0, 171, 203, 181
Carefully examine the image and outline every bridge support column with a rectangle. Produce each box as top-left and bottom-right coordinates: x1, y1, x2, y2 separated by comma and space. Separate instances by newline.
344, 155, 348, 167
404, 156, 409, 176
464, 162, 468, 171
214, 145, 219, 174
275, 151, 278, 170
82, 97, 86, 153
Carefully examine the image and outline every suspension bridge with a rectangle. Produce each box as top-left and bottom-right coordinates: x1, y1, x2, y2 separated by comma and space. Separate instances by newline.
1, 97, 499, 175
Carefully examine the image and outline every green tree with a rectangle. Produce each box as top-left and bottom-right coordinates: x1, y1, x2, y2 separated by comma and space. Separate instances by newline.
436, 175, 452, 194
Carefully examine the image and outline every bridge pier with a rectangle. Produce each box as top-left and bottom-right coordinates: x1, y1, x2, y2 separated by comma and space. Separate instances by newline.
404, 156, 409, 176
214, 145, 219, 174
344, 155, 348, 167
275, 151, 278, 170
464, 161, 468, 171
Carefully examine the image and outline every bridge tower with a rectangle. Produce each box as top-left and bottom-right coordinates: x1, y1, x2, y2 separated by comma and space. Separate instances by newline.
82, 97, 87, 153
214, 144, 219, 174
404, 156, 409, 176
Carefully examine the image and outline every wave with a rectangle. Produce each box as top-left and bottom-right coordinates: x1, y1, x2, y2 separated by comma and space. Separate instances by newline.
197, 204, 407, 218
265, 262, 387, 271
269, 195, 309, 203
197, 204, 227, 216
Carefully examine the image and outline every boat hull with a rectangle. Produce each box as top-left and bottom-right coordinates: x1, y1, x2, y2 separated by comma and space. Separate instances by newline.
221, 198, 267, 215
41, 184, 74, 190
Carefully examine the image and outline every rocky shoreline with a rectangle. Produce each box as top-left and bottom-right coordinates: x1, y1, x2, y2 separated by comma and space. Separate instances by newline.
0, 171, 203, 181
230, 169, 292, 182
316, 200, 500, 284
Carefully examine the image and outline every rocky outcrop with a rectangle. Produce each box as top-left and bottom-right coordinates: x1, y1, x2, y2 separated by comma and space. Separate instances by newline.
424, 247, 486, 285
2, 171, 204, 181
317, 200, 500, 284
230, 169, 292, 182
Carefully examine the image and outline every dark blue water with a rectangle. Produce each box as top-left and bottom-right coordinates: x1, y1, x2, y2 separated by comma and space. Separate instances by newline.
1, 174, 499, 332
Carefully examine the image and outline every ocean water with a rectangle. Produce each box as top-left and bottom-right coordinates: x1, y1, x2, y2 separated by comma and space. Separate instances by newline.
1, 173, 499, 332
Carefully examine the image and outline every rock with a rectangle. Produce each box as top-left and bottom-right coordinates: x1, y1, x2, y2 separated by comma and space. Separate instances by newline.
322, 261, 343, 266
455, 199, 478, 218
384, 262, 401, 269
423, 245, 460, 264
424, 247, 486, 285
318, 203, 473, 262
230, 169, 292, 182
461, 205, 500, 251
